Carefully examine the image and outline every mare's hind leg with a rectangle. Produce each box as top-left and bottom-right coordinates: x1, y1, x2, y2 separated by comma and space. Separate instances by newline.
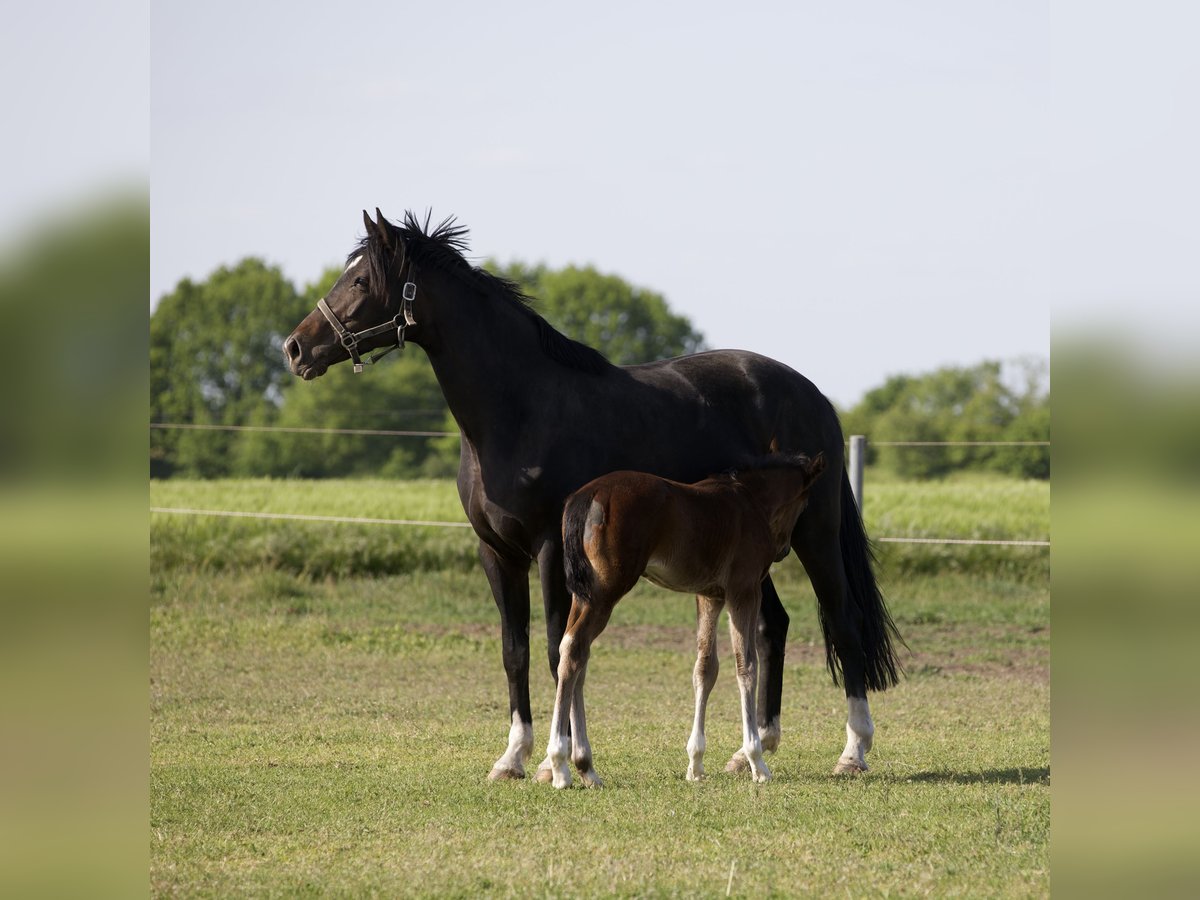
726, 576, 787, 772
533, 541, 573, 784
687, 594, 723, 781
727, 587, 771, 783
480, 542, 534, 781
794, 527, 875, 775
546, 596, 612, 789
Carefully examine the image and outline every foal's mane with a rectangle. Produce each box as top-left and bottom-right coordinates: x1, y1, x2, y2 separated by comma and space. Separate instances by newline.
719, 451, 818, 481
350, 211, 611, 375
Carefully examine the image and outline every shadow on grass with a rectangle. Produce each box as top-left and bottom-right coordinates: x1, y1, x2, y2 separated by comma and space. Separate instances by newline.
899, 767, 1049, 786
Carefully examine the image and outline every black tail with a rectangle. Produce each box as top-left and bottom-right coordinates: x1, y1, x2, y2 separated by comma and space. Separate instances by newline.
817, 475, 905, 691
562, 491, 598, 603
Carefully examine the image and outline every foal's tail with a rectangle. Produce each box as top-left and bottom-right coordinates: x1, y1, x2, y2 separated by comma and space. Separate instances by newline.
562, 491, 599, 604
820, 474, 905, 691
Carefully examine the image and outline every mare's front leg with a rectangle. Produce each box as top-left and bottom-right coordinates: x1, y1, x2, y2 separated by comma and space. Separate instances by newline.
479, 542, 534, 781
727, 587, 771, 783
546, 595, 612, 788
687, 594, 723, 781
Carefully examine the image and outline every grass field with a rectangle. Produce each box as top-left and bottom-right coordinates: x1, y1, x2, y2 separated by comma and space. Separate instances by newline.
150, 476, 1049, 896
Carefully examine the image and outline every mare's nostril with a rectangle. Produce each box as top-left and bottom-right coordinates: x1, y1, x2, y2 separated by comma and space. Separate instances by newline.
284, 336, 301, 362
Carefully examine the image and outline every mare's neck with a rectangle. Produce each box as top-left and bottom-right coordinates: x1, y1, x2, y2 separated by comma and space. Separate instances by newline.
411, 268, 557, 443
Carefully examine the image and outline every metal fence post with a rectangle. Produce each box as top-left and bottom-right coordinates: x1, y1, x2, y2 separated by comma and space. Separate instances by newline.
849, 434, 866, 512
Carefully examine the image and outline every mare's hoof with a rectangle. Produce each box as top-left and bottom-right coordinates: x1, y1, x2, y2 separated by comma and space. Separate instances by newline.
579, 772, 604, 789
833, 758, 869, 775
533, 765, 555, 784
488, 766, 525, 782
725, 752, 750, 774
686, 768, 705, 782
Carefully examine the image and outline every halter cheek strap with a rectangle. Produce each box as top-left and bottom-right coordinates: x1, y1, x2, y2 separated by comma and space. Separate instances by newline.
316, 259, 418, 373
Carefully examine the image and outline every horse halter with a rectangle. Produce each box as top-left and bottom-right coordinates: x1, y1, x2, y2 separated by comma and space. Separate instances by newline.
316, 255, 419, 373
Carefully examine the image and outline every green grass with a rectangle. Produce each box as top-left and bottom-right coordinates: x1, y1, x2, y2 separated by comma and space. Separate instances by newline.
151, 475, 1049, 581
150, 475, 1050, 896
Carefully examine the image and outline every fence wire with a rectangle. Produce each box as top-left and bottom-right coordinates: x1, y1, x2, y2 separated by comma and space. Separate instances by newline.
150, 423, 1049, 548
150, 505, 1049, 548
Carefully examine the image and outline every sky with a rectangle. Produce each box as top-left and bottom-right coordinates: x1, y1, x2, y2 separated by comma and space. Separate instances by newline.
146, 1, 1192, 408
145, 0, 1052, 408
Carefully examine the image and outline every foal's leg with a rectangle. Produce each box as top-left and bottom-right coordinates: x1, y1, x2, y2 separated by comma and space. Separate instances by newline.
726, 576, 788, 773
568, 650, 603, 787
687, 595, 723, 781
727, 588, 771, 783
546, 597, 612, 789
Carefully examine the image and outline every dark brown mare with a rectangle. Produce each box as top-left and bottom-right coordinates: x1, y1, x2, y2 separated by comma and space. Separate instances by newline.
283, 210, 902, 780
549, 453, 827, 788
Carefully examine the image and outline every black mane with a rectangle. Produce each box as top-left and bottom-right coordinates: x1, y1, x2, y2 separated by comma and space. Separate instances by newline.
350, 211, 611, 375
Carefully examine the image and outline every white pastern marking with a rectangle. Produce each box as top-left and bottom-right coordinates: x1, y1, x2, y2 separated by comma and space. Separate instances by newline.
839, 696, 875, 769
492, 709, 533, 776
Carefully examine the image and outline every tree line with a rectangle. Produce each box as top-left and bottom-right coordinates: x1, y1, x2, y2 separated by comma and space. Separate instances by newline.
150, 259, 1048, 480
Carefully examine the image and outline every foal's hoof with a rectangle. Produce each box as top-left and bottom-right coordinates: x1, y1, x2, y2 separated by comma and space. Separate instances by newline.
533, 763, 555, 784
488, 765, 525, 782
578, 770, 604, 789
725, 751, 751, 774
833, 757, 869, 775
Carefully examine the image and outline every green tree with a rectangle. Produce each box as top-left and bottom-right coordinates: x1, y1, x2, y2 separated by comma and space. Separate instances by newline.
491, 262, 705, 365
150, 259, 308, 477
845, 360, 1050, 479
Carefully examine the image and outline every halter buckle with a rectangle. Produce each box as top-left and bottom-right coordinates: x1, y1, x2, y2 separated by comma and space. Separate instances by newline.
402, 281, 418, 326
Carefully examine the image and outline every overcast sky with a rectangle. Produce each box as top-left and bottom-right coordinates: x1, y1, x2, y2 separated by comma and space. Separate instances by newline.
146, 1, 1192, 408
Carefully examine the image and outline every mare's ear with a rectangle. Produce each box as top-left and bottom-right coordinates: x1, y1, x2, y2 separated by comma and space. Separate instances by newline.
374, 208, 393, 249
363, 209, 379, 240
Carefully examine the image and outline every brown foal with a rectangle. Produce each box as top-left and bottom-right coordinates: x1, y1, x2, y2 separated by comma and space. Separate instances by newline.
546, 452, 826, 788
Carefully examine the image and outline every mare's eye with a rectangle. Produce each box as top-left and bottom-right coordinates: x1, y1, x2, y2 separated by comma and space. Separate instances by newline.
353, 276, 367, 290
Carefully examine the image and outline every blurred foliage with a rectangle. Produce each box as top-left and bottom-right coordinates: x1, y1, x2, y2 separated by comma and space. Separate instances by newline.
0, 190, 148, 900
1, 192, 147, 483
1053, 327, 1200, 896
840, 358, 1050, 479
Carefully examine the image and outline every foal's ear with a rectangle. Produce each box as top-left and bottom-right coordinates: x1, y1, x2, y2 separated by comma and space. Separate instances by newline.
807, 452, 827, 481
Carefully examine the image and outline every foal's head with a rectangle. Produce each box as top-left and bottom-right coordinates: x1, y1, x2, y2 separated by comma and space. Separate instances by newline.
731, 452, 827, 559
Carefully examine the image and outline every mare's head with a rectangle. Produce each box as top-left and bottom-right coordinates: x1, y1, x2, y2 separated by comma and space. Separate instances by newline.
283, 209, 414, 379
